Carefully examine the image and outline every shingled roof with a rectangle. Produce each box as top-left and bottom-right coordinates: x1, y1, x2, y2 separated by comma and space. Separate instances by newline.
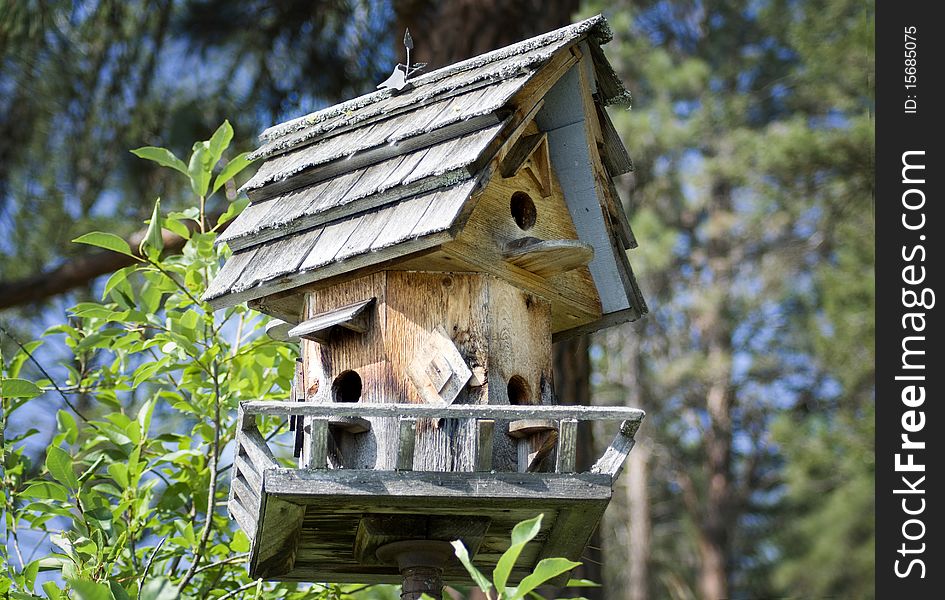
204, 15, 641, 334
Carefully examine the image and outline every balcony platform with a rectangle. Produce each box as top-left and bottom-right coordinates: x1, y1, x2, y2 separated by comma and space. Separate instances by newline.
228, 402, 643, 583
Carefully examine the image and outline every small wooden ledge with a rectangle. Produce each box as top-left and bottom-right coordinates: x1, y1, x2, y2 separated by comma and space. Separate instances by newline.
265, 319, 299, 342
328, 415, 372, 434
288, 297, 375, 344
507, 419, 558, 439
502, 237, 594, 277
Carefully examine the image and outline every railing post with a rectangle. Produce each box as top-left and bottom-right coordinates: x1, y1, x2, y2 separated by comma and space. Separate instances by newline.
302, 417, 329, 469
555, 418, 577, 473
397, 417, 417, 471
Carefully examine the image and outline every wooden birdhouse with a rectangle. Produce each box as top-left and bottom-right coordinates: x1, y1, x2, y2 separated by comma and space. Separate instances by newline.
204, 15, 647, 595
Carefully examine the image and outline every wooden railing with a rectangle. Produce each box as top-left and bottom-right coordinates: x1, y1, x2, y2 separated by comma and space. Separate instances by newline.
234, 401, 643, 478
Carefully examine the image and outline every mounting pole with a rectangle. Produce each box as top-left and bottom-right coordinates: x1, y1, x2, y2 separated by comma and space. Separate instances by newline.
377, 540, 452, 600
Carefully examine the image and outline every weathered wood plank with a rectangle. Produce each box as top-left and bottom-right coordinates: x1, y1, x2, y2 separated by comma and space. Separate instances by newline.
507, 419, 558, 439
230, 227, 323, 292
253, 495, 306, 579
502, 238, 594, 277
328, 416, 372, 434
298, 215, 364, 271
397, 417, 417, 471
595, 102, 633, 176
288, 297, 375, 344
240, 427, 278, 473
385, 271, 489, 472
242, 401, 644, 422
202, 247, 258, 301
518, 430, 559, 473
232, 473, 261, 510
245, 116, 500, 203
500, 133, 546, 178
228, 498, 258, 539
537, 503, 608, 586
302, 417, 329, 469
555, 418, 577, 473
590, 418, 641, 481
406, 325, 473, 406
408, 187, 472, 240
265, 469, 614, 503
265, 319, 299, 342
234, 452, 262, 493
368, 193, 438, 251
476, 419, 495, 472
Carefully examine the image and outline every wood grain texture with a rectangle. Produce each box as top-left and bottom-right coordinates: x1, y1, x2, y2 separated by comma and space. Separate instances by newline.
242, 401, 645, 422
252, 493, 306, 579
502, 238, 594, 277
499, 133, 546, 178
385, 272, 489, 472
406, 324, 473, 406
289, 297, 375, 344
302, 417, 329, 469
397, 417, 417, 471
555, 418, 578, 473
265, 469, 613, 502
304, 273, 396, 470
590, 418, 641, 481
444, 155, 602, 333
476, 419, 495, 472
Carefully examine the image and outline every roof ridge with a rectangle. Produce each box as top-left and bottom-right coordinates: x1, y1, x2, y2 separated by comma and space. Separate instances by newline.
258, 15, 609, 143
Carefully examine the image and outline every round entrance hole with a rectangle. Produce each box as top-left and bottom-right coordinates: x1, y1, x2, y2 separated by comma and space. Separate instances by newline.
510, 191, 537, 231
507, 375, 532, 405
332, 370, 362, 403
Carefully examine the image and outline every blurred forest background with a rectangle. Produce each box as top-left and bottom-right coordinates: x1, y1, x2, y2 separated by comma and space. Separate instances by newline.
1, 0, 874, 598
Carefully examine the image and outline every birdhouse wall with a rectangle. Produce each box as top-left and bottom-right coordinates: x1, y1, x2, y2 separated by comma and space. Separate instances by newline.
444, 143, 602, 333
301, 270, 553, 472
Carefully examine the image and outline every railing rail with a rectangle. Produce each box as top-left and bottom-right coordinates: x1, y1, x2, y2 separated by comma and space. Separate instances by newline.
239, 400, 644, 422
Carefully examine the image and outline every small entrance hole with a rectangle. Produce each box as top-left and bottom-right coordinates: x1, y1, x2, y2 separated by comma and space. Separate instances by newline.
510, 191, 537, 231
332, 370, 362, 403
507, 375, 531, 405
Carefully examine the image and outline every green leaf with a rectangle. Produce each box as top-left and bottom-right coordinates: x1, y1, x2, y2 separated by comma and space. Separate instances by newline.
565, 579, 601, 588
216, 196, 250, 228
141, 198, 164, 257
20, 481, 70, 502
23, 560, 41, 590
451, 540, 492, 595
46, 446, 79, 489
494, 514, 543, 593
57, 410, 78, 444
101, 267, 131, 301
211, 151, 254, 195
73, 232, 136, 258
107, 462, 129, 488
188, 141, 213, 197
68, 579, 113, 600
137, 396, 157, 438
8, 340, 42, 378
130, 146, 188, 175
208, 120, 234, 166
139, 577, 177, 600
509, 558, 582, 600
43, 580, 62, 598
108, 581, 131, 600
1, 378, 42, 399
231, 529, 251, 553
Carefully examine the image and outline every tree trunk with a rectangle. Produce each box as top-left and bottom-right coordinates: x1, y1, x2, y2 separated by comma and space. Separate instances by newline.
626, 440, 651, 600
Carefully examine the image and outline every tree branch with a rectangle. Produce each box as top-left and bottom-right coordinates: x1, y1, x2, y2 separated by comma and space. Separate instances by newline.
0, 210, 226, 310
